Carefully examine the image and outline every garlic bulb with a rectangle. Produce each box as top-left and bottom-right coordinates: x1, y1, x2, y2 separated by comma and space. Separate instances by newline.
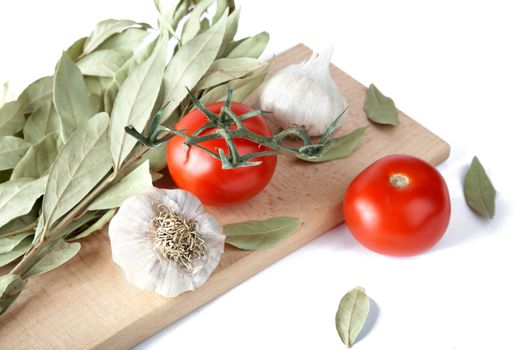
259, 47, 347, 136
108, 188, 224, 297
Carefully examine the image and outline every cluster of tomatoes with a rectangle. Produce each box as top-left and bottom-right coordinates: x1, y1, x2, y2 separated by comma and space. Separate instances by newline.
166, 102, 451, 257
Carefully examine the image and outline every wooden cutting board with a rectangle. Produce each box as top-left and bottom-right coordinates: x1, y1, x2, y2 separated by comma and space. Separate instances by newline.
0, 44, 450, 349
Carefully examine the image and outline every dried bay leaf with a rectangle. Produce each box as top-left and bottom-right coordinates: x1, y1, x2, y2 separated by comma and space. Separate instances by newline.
0, 232, 33, 255
0, 209, 37, 238
83, 19, 137, 54
464, 156, 496, 218
25, 239, 80, 278
109, 34, 168, 169
89, 160, 152, 210
18, 76, 53, 115
225, 31, 269, 59
103, 36, 159, 113
23, 102, 60, 144
0, 274, 26, 315
53, 52, 96, 141
194, 57, 267, 91
0, 236, 32, 267
336, 286, 370, 348
0, 101, 25, 136
364, 84, 399, 126
66, 37, 87, 61
199, 71, 267, 105
144, 142, 167, 172
224, 217, 301, 250
0, 136, 31, 171
220, 7, 240, 52
162, 13, 227, 119
153, 0, 188, 33
180, 0, 216, 44
43, 113, 112, 228
297, 127, 367, 163
98, 27, 150, 52
212, 0, 232, 23
67, 209, 116, 241
77, 49, 134, 78
11, 132, 62, 179
0, 176, 47, 228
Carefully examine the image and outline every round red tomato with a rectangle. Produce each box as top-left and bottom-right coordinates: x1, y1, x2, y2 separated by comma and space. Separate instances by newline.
166, 102, 277, 206
343, 154, 451, 256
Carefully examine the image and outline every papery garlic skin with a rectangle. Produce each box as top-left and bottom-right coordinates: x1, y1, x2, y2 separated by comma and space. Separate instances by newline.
108, 188, 224, 297
259, 48, 347, 136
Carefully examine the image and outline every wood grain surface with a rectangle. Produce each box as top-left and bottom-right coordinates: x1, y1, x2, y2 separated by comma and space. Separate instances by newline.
0, 44, 450, 349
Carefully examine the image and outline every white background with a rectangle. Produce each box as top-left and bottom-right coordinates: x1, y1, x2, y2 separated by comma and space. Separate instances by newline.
1, 1, 524, 349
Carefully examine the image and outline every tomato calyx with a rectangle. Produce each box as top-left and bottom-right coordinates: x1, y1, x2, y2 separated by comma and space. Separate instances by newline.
126, 87, 355, 169
389, 173, 410, 189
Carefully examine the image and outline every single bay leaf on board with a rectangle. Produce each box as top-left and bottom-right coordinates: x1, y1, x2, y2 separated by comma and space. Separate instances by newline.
23, 102, 61, 144
11, 132, 62, 179
297, 127, 367, 163
162, 13, 227, 119
364, 84, 399, 126
89, 160, 152, 210
0, 136, 31, 171
109, 34, 168, 169
43, 113, 112, 229
464, 156, 496, 218
335, 286, 370, 348
224, 217, 301, 250
53, 52, 96, 140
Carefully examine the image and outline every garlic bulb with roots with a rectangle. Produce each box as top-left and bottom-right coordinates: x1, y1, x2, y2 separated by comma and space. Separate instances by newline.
259, 47, 347, 136
108, 188, 224, 297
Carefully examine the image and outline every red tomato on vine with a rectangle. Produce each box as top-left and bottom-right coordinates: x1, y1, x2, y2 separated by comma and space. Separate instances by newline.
166, 102, 277, 206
